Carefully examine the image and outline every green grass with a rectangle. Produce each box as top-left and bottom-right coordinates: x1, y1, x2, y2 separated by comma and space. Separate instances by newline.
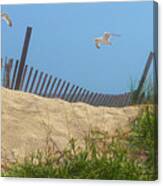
2, 106, 157, 180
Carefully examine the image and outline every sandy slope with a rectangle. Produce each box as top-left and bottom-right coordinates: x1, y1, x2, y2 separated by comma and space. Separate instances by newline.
1, 88, 142, 163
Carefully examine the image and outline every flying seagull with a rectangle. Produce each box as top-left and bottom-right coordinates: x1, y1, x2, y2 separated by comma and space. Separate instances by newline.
95, 32, 120, 49
1, 12, 12, 27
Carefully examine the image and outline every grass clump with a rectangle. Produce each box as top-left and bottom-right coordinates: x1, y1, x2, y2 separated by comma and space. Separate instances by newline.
2, 106, 157, 180
130, 76, 155, 105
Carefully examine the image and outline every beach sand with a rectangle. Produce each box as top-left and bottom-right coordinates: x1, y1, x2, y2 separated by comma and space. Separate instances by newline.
1, 88, 142, 163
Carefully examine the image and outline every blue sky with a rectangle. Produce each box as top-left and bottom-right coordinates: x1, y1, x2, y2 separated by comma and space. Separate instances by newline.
1, 1, 154, 94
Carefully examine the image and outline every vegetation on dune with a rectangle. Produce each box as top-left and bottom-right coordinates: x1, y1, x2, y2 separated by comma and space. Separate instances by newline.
2, 106, 157, 180
130, 75, 156, 105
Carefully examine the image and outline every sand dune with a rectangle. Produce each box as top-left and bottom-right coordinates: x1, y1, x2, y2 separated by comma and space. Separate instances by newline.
1, 88, 142, 163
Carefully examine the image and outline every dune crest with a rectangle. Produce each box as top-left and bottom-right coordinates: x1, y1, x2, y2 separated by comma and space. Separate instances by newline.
1, 88, 141, 162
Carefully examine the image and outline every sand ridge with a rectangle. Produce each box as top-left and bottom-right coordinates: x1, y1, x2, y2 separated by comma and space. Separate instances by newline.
1, 88, 141, 162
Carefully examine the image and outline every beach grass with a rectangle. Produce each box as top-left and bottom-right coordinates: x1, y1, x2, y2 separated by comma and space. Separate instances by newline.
2, 105, 157, 180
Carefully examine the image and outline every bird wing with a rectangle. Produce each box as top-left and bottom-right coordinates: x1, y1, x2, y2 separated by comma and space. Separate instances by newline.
1, 13, 12, 27
103, 32, 111, 40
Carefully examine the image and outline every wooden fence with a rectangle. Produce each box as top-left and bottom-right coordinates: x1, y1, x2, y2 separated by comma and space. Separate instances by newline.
0, 57, 133, 107
0, 52, 155, 107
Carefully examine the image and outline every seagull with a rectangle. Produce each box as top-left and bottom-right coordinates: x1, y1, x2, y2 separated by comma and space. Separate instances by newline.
95, 32, 120, 49
1, 12, 12, 27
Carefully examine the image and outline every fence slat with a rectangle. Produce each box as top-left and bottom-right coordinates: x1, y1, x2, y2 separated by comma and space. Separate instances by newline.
117, 94, 124, 107
79, 89, 86, 102
74, 87, 83, 102
105, 95, 111, 106
52, 79, 62, 98
57, 80, 66, 98
118, 95, 123, 107
100, 94, 106, 106
8, 59, 13, 88
66, 85, 75, 101
90, 92, 97, 104
121, 93, 127, 106
122, 94, 128, 107
34, 72, 44, 94
69, 86, 79, 102
3, 61, 7, 87
85, 92, 91, 104
94, 94, 101, 106
118, 94, 124, 107
61, 82, 70, 99
90, 93, 98, 105
100, 94, 105, 106
38, 73, 48, 96
91, 93, 99, 105
107, 95, 113, 106
105, 95, 110, 106
4, 63, 7, 87
97, 95, 103, 106
5, 59, 13, 88
29, 69, 38, 93
117, 95, 123, 107
48, 77, 57, 97
97, 94, 103, 106
112, 95, 117, 107
82, 90, 90, 103
101, 95, 107, 106
103, 95, 109, 106
19, 65, 28, 90
11, 60, 19, 89
116, 95, 122, 107
43, 75, 52, 97
99, 95, 105, 106
124, 94, 129, 106
2, 57, 7, 87
2, 58, 4, 86
112, 96, 117, 107
1, 58, 3, 85
24, 67, 33, 92
124, 93, 130, 106
87, 92, 94, 104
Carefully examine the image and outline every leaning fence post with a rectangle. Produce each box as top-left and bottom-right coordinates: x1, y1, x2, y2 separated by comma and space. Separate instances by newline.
15, 26, 32, 90
135, 52, 154, 103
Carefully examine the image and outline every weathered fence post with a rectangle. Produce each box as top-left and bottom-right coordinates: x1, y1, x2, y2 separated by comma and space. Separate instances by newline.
135, 52, 154, 103
15, 26, 32, 90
